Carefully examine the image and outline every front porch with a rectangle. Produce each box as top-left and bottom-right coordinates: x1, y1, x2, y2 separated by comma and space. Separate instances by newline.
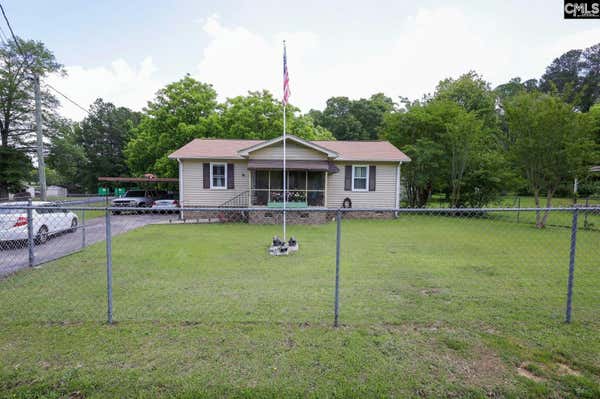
249, 168, 329, 208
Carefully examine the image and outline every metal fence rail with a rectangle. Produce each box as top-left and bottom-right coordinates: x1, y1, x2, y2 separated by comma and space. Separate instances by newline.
0, 204, 598, 327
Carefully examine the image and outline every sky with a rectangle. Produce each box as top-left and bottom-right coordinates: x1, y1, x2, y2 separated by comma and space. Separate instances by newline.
4, 0, 600, 121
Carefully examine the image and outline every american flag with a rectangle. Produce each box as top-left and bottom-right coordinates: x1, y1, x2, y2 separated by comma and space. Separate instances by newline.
283, 44, 290, 105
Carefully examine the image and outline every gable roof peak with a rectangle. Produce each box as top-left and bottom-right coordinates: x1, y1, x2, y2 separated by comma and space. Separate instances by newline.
237, 135, 339, 158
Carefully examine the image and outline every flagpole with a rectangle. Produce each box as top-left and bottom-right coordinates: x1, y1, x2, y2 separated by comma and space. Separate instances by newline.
283, 102, 287, 241
282, 41, 287, 242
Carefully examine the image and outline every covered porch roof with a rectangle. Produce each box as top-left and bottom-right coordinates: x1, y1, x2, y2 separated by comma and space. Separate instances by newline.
247, 160, 339, 173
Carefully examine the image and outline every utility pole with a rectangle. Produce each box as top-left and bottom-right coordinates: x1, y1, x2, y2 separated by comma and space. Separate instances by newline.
34, 75, 46, 200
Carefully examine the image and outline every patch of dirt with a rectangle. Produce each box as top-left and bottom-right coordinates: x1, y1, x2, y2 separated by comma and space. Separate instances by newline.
420, 288, 442, 296
463, 346, 509, 386
517, 363, 545, 383
557, 363, 581, 377
433, 343, 511, 389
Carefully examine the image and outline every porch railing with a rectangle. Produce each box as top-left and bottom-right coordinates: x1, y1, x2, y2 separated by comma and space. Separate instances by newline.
219, 191, 250, 208
251, 189, 325, 207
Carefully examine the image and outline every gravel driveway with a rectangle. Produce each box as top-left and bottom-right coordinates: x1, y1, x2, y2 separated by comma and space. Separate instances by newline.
0, 213, 175, 277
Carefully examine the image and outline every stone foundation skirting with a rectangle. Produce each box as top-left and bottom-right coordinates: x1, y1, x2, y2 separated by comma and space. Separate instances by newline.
248, 210, 328, 225
180, 209, 396, 224
181, 210, 247, 223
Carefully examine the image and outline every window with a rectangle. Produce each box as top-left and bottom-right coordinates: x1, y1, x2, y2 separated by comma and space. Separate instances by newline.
352, 165, 368, 191
210, 163, 227, 189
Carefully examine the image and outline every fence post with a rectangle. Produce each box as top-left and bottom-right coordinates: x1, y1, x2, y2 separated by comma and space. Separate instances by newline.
81, 209, 86, 249
27, 198, 34, 267
334, 210, 341, 327
516, 197, 520, 223
583, 198, 589, 229
565, 208, 578, 324
105, 209, 113, 324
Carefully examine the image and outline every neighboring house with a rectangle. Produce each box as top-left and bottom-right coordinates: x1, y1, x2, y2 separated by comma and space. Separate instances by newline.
168, 135, 410, 223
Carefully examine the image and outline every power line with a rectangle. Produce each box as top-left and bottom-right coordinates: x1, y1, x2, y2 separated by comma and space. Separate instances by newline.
0, 2, 90, 116
0, 3, 24, 55
45, 83, 90, 114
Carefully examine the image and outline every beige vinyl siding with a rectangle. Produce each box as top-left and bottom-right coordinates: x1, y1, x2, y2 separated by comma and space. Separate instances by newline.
181, 160, 249, 206
249, 142, 328, 160
327, 162, 399, 209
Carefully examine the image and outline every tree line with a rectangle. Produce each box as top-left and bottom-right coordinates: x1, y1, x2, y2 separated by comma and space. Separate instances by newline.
1, 37, 599, 227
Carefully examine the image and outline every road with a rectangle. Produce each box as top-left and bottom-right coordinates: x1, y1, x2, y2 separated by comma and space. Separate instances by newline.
0, 213, 175, 277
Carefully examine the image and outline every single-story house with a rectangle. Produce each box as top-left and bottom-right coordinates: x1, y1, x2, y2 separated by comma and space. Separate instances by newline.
168, 135, 410, 223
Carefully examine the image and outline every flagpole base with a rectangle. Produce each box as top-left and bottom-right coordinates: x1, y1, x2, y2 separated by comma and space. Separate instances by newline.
269, 236, 299, 256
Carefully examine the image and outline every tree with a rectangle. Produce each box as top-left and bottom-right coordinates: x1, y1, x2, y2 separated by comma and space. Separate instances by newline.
126, 76, 219, 177
540, 43, 600, 111
588, 103, 600, 146
75, 99, 140, 190
381, 101, 450, 207
126, 84, 334, 177
445, 110, 486, 207
0, 37, 63, 149
218, 90, 333, 140
46, 120, 88, 191
313, 96, 363, 140
434, 71, 497, 129
0, 146, 31, 198
312, 94, 395, 140
382, 98, 510, 208
505, 92, 596, 227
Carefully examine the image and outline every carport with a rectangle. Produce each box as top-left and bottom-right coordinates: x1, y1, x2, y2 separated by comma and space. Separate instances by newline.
98, 175, 179, 198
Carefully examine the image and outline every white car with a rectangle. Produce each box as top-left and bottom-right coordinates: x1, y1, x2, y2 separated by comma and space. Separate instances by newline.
151, 198, 180, 214
0, 201, 79, 245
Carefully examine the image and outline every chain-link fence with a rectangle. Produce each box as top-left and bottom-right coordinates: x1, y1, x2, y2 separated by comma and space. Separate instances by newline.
0, 204, 598, 329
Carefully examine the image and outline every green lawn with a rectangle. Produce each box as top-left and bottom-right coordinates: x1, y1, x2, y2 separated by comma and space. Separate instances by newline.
425, 195, 600, 229
0, 215, 599, 398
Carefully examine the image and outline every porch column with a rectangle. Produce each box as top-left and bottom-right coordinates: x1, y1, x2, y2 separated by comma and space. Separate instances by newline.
248, 171, 251, 207
324, 171, 328, 208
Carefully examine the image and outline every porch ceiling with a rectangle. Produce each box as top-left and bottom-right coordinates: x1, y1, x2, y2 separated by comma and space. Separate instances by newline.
247, 160, 339, 173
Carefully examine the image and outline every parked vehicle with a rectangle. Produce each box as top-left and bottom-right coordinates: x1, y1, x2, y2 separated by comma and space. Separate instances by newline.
151, 193, 180, 214
0, 201, 78, 246
111, 190, 162, 214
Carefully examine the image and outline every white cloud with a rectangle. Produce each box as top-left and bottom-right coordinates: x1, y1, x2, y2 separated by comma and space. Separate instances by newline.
196, 15, 319, 108
47, 9, 600, 121
323, 7, 501, 103
195, 8, 600, 111
46, 57, 163, 121
194, 9, 515, 110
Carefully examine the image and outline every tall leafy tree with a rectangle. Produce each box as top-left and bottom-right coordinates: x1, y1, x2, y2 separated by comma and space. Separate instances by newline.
46, 119, 88, 191
127, 83, 333, 177
312, 93, 395, 140
312, 96, 363, 140
540, 43, 600, 111
382, 98, 510, 208
0, 37, 63, 149
218, 90, 333, 140
74, 99, 140, 191
434, 71, 497, 130
381, 102, 446, 207
505, 92, 596, 227
126, 76, 219, 177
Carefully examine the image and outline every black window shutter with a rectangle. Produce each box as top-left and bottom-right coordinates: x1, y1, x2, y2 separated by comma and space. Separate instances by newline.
344, 166, 352, 191
203, 163, 210, 189
227, 164, 234, 189
369, 165, 376, 191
